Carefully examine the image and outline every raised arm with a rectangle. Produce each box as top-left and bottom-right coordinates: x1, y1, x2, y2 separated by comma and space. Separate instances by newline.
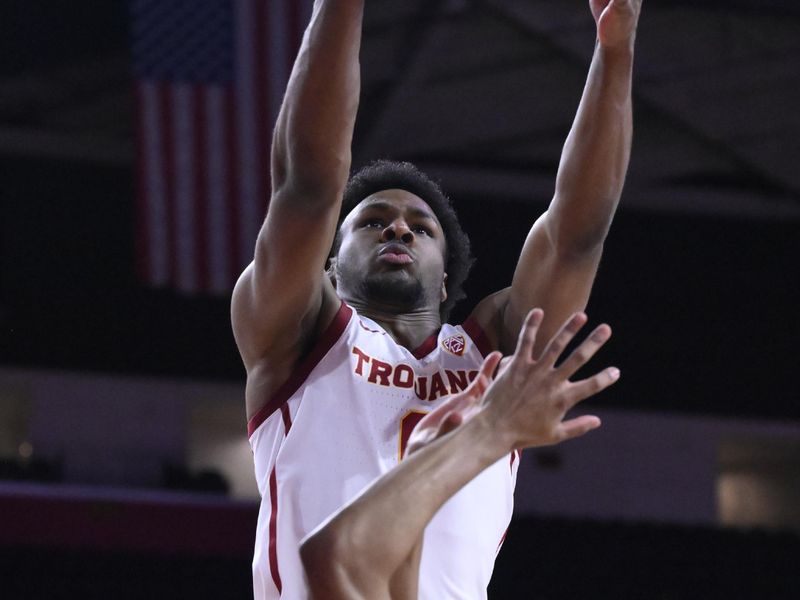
231, 1, 364, 381
300, 309, 619, 599
492, 0, 642, 355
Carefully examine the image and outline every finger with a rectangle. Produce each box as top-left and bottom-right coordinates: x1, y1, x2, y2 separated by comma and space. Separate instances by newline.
411, 353, 502, 446
437, 409, 464, 438
458, 399, 484, 424
464, 374, 491, 409
449, 364, 497, 416
463, 354, 501, 405
408, 403, 463, 455
497, 355, 513, 376
539, 312, 588, 368
477, 352, 502, 386
413, 392, 463, 433
558, 415, 602, 442
556, 323, 612, 380
514, 309, 544, 362
407, 428, 437, 456
563, 367, 620, 408
461, 353, 501, 402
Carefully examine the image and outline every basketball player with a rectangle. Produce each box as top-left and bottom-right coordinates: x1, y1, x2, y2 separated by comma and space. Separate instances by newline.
231, 0, 643, 597
300, 308, 619, 600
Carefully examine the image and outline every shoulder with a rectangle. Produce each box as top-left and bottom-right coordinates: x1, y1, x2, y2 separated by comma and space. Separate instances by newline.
462, 287, 510, 354
243, 287, 350, 422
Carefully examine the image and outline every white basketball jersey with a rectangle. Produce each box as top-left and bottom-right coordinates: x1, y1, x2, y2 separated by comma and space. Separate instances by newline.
248, 301, 520, 599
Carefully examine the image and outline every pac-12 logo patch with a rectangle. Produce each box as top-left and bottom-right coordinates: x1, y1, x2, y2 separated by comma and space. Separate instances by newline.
441, 334, 467, 356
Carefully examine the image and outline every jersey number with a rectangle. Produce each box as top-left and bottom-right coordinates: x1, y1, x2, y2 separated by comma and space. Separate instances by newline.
398, 410, 428, 460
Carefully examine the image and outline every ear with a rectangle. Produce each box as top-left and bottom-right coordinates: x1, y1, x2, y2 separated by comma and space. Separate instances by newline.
440, 272, 448, 303
326, 256, 338, 288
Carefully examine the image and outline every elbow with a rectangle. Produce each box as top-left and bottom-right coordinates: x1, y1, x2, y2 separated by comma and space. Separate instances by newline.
559, 228, 608, 259
269, 152, 351, 213
292, 140, 350, 189
545, 211, 610, 260
272, 123, 352, 199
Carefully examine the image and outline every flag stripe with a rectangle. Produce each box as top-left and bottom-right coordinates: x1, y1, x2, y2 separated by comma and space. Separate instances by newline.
140, 82, 170, 285
173, 84, 197, 292
206, 87, 230, 293
134, 82, 150, 284
269, 0, 289, 125
193, 84, 211, 292
159, 83, 178, 287
135, 82, 152, 283
234, 0, 260, 272
224, 86, 242, 287
255, 0, 272, 231
288, 0, 304, 60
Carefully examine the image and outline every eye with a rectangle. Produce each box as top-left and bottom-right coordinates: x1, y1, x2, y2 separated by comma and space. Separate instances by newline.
412, 225, 432, 236
362, 218, 384, 229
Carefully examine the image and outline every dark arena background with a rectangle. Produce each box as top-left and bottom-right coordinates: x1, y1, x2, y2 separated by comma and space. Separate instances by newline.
1, 1, 799, 599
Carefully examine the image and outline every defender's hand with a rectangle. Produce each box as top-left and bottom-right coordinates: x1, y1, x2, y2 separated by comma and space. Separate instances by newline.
590, 0, 643, 50
483, 309, 619, 450
406, 352, 501, 456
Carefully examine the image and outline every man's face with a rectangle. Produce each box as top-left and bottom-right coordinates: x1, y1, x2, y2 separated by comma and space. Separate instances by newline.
334, 189, 448, 312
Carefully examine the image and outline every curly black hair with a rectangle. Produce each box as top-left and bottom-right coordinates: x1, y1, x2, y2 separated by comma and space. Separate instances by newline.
331, 160, 474, 322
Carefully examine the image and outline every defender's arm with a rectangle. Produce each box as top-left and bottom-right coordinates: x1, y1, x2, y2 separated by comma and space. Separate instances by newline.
301, 310, 619, 599
300, 358, 502, 600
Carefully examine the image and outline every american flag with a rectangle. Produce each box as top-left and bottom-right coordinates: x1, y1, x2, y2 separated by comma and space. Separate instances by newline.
130, 0, 312, 294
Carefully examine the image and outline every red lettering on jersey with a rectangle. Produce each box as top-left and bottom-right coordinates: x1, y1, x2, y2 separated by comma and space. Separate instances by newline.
368, 358, 393, 386
414, 376, 429, 401
429, 372, 448, 401
352, 349, 481, 401
352, 346, 371, 376
441, 334, 466, 356
399, 411, 428, 460
445, 370, 469, 393
393, 364, 414, 388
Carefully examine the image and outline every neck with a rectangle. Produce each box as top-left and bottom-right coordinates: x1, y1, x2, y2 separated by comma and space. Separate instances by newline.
345, 298, 442, 350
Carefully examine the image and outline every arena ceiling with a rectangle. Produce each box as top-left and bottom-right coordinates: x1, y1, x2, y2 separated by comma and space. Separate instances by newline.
1, 0, 799, 219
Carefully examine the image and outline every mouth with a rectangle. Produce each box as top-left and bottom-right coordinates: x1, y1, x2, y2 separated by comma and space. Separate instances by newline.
378, 243, 414, 265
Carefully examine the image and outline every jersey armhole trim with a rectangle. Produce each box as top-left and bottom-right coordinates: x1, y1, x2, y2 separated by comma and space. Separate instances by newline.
247, 301, 353, 437
461, 316, 492, 358
411, 331, 439, 359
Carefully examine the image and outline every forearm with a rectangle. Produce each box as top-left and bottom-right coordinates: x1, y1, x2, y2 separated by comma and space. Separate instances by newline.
550, 43, 634, 250
345, 414, 508, 564
301, 413, 510, 596
272, 0, 364, 197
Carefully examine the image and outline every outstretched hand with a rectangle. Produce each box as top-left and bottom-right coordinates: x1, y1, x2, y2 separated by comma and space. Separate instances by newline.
407, 309, 619, 456
406, 351, 501, 456
589, 0, 643, 50
483, 308, 618, 449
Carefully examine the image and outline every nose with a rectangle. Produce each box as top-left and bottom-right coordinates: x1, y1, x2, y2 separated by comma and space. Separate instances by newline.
381, 221, 414, 244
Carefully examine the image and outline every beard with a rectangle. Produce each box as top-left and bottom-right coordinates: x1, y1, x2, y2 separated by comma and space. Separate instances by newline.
335, 253, 426, 311
359, 270, 425, 311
